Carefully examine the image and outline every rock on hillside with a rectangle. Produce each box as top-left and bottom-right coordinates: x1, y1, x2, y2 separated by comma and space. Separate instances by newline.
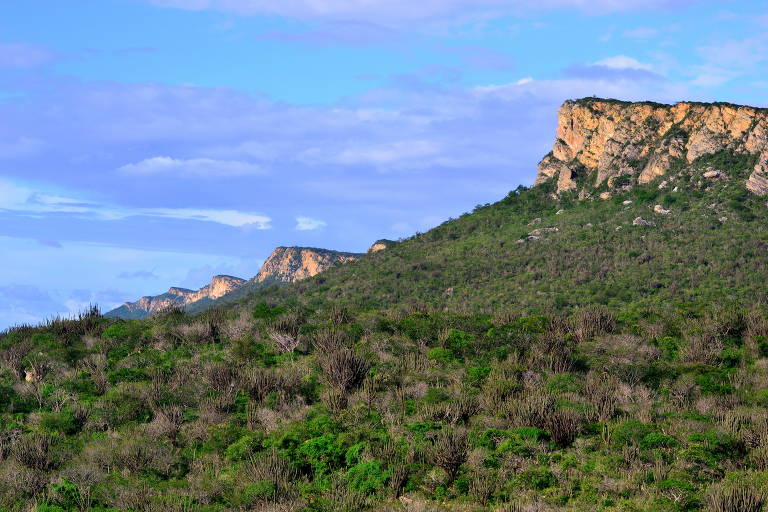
253, 247, 362, 285
106, 275, 246, 319
367, 239, 395, 254
536, 98, 768, 196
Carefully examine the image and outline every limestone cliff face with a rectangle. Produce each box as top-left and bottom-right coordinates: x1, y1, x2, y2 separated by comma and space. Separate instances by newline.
106, 275, 246, 319
254, 247, 361, 284
536, 98, 768, 196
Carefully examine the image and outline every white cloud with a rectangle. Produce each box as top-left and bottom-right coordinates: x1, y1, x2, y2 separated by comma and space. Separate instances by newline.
295, 216, 327, 230
145, 208, 271, 228
594, 55, 653, 71
119, 156, 265, 177
515, 77, 534, 85
0, 179, 271, 228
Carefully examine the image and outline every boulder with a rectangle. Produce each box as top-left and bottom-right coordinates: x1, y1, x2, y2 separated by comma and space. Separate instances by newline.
633, 217, 652, 226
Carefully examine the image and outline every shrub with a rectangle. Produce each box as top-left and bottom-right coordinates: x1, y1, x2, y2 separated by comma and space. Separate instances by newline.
430, 428, 468, 481
346, 460, 391, 495
546, 408, 583, 448
707, 485, 766, 512
518, 467, 557, 490
315, 346, 370, 393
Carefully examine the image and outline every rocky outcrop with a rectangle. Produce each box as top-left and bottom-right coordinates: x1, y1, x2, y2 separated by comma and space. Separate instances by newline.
368, 239, 395, 254
536, 98, 768, 196
106, 275, 246, 319
254, 247, 362, 285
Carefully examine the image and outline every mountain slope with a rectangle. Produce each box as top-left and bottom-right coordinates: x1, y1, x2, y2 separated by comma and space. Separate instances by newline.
5, 98, 768, 511
235, 98, 768, 315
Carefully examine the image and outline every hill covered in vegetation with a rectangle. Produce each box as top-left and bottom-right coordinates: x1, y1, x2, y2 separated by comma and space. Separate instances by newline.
2, 99, 768, 512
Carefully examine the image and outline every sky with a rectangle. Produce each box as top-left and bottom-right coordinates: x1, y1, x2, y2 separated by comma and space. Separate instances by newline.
1, 0, 767, 328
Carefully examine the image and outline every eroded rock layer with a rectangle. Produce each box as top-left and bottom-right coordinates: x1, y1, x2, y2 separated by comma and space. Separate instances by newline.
536, 98, 768, 196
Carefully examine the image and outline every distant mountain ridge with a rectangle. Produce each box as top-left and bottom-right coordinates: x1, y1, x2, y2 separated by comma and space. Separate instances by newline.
105, 275, 246, 319
107, 245, 372, 319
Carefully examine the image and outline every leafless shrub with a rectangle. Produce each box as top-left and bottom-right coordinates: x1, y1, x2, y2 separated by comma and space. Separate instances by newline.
573, 305, 615, 343
444, 394, 480, 425
706, 485, 766, 512
173, 321, 214, 346
13, 433, 56, 471
679, 330, 723, 365
206, 361, 238, 396
0, 459, 47, 497
242, 449, 298, 503
319, 477, 370, 512
314, 332, 370, 392
269, 329, 300, 353
147, 405, 184, 444
80, 353, 108, 394
480, 376, 522, 414
469, 470, 496, 505
546, 408, 583, 448
0, 428, 21, 460
582, 334, 660, 384
746, 308, 768, 343
0, 340, 31, 380
504, 391, 556, 429
243, 367, 282, 403
389, 464, 409, 498
84, 436, 175, 476
430, 428, 468, 481
328, 305, 350, 325
583, 372, 619, 422
220, 312, 254, 340
322, 388, 349, 412
669, 374, 698, 408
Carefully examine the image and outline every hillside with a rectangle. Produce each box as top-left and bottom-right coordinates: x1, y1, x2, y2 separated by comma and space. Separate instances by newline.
2, 98, 768, 512
235, 100, 768, 315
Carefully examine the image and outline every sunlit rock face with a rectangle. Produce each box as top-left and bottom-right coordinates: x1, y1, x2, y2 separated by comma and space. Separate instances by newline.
536, 98, 768, 196
254, 247, 361, 284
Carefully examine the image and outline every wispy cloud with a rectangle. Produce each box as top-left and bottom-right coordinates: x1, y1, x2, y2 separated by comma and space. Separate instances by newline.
146, 0, 700, 21
118, 270, 159, 279
0, 179, 272, 228
119, 156, 266, 177
295, 216, 327, 230
0, 42, 56, 69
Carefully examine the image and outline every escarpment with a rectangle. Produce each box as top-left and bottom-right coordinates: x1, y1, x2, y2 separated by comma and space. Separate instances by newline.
536, 98, 768, 197
253, 247, 362, 285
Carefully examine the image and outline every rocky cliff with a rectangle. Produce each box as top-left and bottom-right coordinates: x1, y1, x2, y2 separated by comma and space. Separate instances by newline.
253, 247, 362, 285
106, 275, 246, 319
536, 98, 768, 197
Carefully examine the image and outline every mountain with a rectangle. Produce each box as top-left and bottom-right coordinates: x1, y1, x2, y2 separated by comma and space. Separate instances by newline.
105, 275, 247, 319
536, 97, 768, 197
5, 98, 768, 511
186, 246, 365, 313
109, 246, 364, 318
238, 98, 768, 314
253, 246, 362, 285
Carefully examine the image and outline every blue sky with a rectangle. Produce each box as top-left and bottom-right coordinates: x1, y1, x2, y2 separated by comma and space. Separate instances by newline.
1, 0, 767, 328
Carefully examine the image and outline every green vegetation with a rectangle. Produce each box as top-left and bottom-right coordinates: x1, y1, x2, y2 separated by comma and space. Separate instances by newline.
2, 161, 768, 511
